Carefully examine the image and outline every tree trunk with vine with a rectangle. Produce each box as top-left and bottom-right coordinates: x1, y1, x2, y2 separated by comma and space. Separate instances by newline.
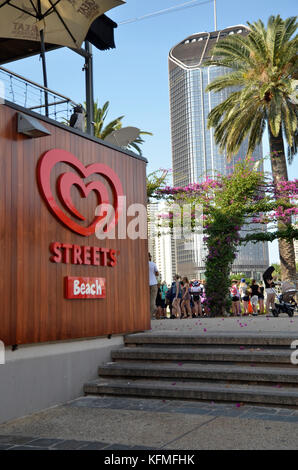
268, 126, 296, 282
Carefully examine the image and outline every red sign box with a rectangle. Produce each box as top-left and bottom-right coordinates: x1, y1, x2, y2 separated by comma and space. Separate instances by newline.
37, 149, 124, 237
65, 277, 106, 299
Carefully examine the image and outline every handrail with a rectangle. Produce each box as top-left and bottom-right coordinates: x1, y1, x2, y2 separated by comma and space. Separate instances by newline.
0, 65, 78, 106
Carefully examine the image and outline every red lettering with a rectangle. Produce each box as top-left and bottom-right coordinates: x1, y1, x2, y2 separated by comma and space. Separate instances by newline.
72, 244, 83, 264
100, 248, 109, 266
82, 246, 91, 265
49, 242, 62, 263
49, 243, 117, 267
108, 249, 117, 267
61, 243, 73, 263
91, 246, 100, 266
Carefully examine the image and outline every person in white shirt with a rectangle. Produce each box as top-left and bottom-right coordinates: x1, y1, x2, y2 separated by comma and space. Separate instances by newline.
148, 253, 159, 318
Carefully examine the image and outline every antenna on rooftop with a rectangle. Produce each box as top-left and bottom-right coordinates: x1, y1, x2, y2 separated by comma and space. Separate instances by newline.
214, 0, 217, 31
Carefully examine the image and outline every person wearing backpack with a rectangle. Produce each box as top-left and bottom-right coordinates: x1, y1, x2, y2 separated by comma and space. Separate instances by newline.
171, 274, 182, 318
190, 281, 202, 317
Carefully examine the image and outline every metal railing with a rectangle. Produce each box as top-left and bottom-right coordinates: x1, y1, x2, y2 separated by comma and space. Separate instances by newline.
0, 66, 79, 124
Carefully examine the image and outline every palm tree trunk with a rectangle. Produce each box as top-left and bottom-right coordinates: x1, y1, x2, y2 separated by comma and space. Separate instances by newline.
268, 126, 296, 282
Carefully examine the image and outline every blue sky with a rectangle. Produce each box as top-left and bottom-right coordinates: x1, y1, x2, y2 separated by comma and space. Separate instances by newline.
5, 0, 297, 262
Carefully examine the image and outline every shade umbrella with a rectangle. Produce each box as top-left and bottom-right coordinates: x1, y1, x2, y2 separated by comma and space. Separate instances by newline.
0, 0, 125, 114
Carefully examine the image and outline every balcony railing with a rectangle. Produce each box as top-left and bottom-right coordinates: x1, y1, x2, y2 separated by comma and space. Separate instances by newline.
0, 66, 79, 124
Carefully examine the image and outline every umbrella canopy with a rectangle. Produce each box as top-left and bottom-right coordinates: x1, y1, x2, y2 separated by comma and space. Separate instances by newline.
0, 14, 118, 64
0, 0, 124, 49
0, 0, 124, 116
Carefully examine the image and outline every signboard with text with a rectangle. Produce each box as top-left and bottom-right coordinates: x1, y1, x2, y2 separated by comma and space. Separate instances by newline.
65, 277, 106, 299
0, 104, 150, 346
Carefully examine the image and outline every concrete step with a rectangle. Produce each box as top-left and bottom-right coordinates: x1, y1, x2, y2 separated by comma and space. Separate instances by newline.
111, 346, 293, 365
84, 378, 298, 407
84, 332, 298, 407
98, 362, 298, 385
124, 332, 298, 347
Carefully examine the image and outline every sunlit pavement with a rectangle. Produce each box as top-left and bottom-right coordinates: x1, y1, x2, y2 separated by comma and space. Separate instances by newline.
150, 314, 298, 334
0, 313, 298, 451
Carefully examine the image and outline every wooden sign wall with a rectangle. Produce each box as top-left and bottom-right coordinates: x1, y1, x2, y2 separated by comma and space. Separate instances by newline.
0, 103, 150, 345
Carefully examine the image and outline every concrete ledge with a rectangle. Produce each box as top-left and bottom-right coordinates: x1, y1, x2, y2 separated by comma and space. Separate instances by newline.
0, 336, 124, 424
84, 379, 298, 407
98, 362, 298, 384
111, 346, 292, 364
125, 332, 298, 346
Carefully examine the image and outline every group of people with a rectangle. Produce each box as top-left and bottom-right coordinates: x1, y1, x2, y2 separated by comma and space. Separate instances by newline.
149, 254, 207, 319
230, 278, 265, 316
155, 276, 207, 319
149, 253, 282, 319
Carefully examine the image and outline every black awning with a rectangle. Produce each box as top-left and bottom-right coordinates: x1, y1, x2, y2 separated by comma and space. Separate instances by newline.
86, 14, 117, 51
0, 14, 117, 65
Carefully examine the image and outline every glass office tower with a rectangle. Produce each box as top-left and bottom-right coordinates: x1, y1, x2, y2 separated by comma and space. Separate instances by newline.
168, 25, 269, 279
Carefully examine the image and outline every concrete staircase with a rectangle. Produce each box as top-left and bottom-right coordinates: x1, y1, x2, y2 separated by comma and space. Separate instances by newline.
84, 332, 298, 407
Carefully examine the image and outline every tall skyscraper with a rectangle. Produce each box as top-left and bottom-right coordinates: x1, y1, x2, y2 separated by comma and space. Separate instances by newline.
148, 202, 177, 285
168, 25, 269, 280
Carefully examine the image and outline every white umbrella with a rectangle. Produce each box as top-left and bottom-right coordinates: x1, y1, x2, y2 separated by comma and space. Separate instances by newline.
0, 0, 125, 48
0, 0, 125, 114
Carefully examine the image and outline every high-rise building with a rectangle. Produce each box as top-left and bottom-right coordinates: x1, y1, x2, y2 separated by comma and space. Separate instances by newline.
148, 202, 177, 285
168, 25, 269, 280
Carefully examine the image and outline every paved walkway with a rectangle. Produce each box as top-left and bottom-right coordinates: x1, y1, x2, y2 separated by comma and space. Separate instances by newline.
0, 315, 298, 451
150, 313, 298, 334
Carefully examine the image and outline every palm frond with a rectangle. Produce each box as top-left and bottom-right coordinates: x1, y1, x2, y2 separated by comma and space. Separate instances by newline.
205, 15, 297, 162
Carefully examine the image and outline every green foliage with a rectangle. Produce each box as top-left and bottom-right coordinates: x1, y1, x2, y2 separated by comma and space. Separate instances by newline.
204, 15, 298, 160
272, 263, 281, 277
241, 225, 298, 244
229, 274, 253, 284
157, 157, 297, 315
86, 100, 152, 156
92, 100, 123, 140
147, 169, 170, 203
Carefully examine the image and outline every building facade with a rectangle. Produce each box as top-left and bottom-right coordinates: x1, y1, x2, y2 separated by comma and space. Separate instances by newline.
148, 202, 177, 285
168, 25, 269, 280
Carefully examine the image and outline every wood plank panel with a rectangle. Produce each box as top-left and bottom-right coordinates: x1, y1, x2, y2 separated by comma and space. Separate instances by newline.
0, 104, 150, 345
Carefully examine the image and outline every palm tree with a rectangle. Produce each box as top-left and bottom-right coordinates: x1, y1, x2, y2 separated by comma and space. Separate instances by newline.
92, 100, 124, 140
204, 15, 297, 281
91, 100, 152, 156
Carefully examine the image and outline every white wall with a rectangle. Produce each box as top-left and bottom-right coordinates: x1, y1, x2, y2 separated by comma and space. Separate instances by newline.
0, 336, 124, 424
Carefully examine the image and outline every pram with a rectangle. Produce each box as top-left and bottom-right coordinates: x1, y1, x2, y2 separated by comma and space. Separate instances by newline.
272, 281, 297, 317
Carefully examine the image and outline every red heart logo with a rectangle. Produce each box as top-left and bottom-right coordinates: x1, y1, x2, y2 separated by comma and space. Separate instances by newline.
37, 149, 123, 236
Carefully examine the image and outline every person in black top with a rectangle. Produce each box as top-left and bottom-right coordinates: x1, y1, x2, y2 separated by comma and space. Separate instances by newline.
258, 285, 265, 314
263, 266, 276, 314
263, 266, 275, 288
250, 279, 260, 315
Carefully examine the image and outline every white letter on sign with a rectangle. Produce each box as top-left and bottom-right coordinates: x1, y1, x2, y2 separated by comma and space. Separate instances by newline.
96, 280, 102, 295
74, 280, 81, 296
